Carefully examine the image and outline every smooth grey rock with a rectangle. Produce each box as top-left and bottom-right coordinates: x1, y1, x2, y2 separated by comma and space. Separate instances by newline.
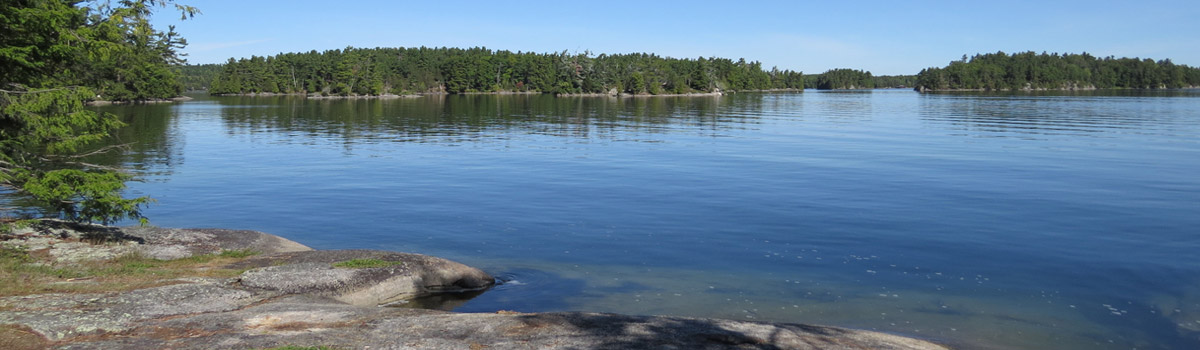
51, 295, 949, 350
0, 280, 275, 340
47, 241, 137, 263
6, 220, 312, 261
3, 222, 950, 349
236, 249, 495, 305
120, 226, 313, 259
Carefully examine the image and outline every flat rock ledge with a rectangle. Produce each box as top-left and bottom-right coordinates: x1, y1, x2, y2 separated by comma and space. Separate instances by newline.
1, 222, 950, 350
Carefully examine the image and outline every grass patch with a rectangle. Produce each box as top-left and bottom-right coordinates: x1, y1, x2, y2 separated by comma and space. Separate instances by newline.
0, 245, 259, 297
218, 249, 260, 258
332, 258, 402, 269
0, 245, 32, 263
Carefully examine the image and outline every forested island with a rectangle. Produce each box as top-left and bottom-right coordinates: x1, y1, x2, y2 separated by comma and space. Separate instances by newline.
207, 47, 806, 96
914, 51, 1200, 91
805, 69, 915, 90
195, 54, 916, 94
176, 63, 222, 91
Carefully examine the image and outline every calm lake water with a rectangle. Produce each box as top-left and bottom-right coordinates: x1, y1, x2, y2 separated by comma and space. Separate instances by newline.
90, 90, 1199, 349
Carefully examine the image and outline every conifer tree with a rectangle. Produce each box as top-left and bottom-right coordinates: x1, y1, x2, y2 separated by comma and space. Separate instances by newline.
1, 0, 195, 229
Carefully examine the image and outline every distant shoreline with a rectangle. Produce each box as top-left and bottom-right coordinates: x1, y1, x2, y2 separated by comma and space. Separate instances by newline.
208, 88, 807, 99
85, 96, 194, 106
915, 85, 1198, 92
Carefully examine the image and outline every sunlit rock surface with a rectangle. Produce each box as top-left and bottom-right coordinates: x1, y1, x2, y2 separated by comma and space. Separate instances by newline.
1, 222, 949, 349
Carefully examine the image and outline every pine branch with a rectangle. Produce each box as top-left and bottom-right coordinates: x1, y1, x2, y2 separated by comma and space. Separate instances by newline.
0, 84, 87, 94
60, 143, 133, 159
32, 156, 129, 173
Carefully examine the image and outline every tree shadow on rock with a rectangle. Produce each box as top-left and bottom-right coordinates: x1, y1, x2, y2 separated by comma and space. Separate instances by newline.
23, 219, 144, 245
517, 312, 866, 350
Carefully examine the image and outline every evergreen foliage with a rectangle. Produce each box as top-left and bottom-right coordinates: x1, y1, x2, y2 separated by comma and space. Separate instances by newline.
2, 0, 192, 228
74, 1, 192, 101
1, 0, 193, 101
872, 75, 917, 89
801, 73, 915, 89
208, 47, 806, 96
815, 69, 874, 89
175, 63, 222, 91
915, 51, 1200, 91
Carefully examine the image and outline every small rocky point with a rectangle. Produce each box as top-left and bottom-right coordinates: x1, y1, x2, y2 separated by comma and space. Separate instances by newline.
1, 220, 950, 349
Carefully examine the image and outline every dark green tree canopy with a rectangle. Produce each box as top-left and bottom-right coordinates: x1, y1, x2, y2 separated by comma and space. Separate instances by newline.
1, 0, 194, 100
2, 0, 194, 228
815, 69, 875, 90
0, 0, 91, 88
915, 51, 1200, 91
207, 47, 806, 96
175, 63, 221, 91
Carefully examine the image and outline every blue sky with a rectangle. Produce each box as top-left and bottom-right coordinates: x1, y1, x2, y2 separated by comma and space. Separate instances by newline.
152, 0, 1200, 75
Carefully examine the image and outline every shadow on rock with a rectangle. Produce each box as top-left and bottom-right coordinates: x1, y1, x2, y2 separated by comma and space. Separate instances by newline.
486, 312, 947, 350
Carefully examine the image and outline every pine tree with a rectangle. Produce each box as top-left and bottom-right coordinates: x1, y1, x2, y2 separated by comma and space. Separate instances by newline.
2, 0, 195, 229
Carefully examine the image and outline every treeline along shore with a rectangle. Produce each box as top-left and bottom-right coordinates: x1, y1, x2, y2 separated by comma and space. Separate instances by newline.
186, 49, 1200, 97
186, 47, 924, 96
205, 47, 806, 96
914, 51, 1200, 91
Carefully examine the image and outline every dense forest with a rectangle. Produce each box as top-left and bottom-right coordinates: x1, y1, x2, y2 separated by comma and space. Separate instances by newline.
799, 73, 914, 90
872, 75, 917, 89
208, 47, 806, 95
175, 63, 222, 91
813, 69, 874, 89
915, 51, 1200, 91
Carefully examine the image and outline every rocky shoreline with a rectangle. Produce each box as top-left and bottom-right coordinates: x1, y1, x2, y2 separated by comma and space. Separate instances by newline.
1, 221, 950, 349
914, 85, 1199, 92
85, 96, 194, 106
211, 89, 735, 99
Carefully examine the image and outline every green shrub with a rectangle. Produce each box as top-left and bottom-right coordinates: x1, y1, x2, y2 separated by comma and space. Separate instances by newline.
332, 258, 402, 269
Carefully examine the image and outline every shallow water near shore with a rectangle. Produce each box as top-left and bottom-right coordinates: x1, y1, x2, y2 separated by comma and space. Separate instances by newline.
85, 90, 1200, 349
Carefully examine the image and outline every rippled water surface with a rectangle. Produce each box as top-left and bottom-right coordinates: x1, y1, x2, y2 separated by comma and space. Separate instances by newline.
92, 90, 1200, 349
